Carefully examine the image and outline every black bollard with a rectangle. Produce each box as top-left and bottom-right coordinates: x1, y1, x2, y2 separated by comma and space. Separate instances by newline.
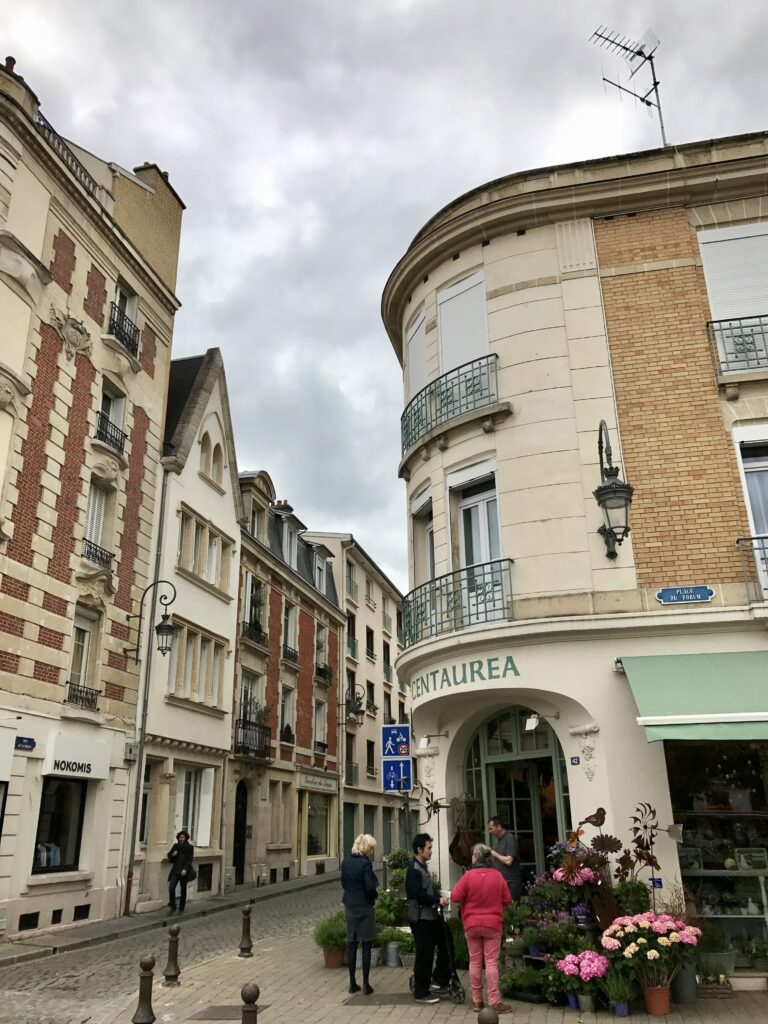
477, 1008, 499, 1024
163, 924, 181, 986
240, 982, 260, 1024
239, 905, 253, 958
132, 955, 156, 1024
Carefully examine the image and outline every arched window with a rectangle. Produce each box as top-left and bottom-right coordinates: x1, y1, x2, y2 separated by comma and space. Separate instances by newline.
200, 432, 211, 476
211, 443, 224, 485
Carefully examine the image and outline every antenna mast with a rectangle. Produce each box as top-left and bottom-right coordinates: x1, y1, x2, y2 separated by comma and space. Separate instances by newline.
590, 26, 668, 146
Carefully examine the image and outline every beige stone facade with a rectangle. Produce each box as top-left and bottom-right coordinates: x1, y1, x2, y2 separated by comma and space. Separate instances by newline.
382, 132, 768, 944
0, 60, 183, 935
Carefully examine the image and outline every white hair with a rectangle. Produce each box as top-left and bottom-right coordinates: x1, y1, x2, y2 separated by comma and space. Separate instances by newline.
352, 833, 376, 855
472, 842, 492, 865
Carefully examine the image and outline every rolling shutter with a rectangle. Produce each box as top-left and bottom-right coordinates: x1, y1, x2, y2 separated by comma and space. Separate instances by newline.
437, 271, 489, 373
699, 224, 768, 320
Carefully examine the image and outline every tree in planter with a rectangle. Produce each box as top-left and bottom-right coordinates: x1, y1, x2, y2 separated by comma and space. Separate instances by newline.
385, 847, 410, 871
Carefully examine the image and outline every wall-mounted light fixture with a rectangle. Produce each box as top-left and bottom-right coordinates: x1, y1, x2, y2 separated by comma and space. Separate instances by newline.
593, 420, 634, 560
524, 712, 560, 733
418, 731, 449, 750
339, 683, 366, 728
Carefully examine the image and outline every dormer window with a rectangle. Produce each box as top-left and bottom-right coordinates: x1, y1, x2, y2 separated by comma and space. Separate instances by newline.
283, 522, 298, 569
249, 499, 264, 541
315, 555, 326, 593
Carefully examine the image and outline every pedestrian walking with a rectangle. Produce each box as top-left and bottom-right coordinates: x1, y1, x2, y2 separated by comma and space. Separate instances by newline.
488, 815, 521, 903
340, 833, 379, 995
451, 842, 512, 1013
167, 829, 195, 913
405, 832, 451, 1005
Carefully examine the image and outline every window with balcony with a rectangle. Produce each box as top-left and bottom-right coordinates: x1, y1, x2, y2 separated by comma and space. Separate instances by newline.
365, 577, 376, 609
739, 440, 768, 594
383, 692, 393, 724
67, 605, 101, 710
282, 601, 298, 662
95, 384, 127, 456
280, 686, 295, 744
242, 572, 267, 645
240, 669, 263, 717
406, 312, 427, 400
438, 271, 489, 373
366, 740, 376, 777
365, 626, 375, 661
346, 560, 358, 603
109, 282, 140, 358
347, 612, 358, 660
366, 680, 376, 716
700, 224, 768, 374
83, 481, 113, 568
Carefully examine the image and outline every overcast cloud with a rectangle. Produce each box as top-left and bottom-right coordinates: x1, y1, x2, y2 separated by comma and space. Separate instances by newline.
5, 1, 768, 591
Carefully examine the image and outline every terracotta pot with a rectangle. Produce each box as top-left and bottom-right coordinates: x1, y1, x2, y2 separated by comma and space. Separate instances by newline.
643, 984, 671, 1016
323, 948, 344, 968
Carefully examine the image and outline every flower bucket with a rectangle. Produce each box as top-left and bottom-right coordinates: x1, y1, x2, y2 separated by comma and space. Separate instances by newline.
577, 993, 595, 1013
671, 964, 697, 1004
400, 952, 415, 970
567, 994, 579, 1010
613, 1001, 629, 1018
323, 948, 344, 968
643, 984, 671, 1016
384, 941, 401, 967
528, 945, 542, 957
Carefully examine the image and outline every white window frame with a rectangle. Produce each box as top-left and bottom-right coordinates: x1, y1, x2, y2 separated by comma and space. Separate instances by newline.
315, 555, 326, 593
283, 600, 297, 649
70, 607, 98, 687
84, 483, 107, 546
314, 700, 327, 744
281, 685, 295, 731
283, 522, 298, 569
733, 423, 768, 593
458, 485, 501, 570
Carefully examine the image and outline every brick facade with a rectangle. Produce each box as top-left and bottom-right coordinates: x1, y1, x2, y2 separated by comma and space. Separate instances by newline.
594, 208, 750, 588
0, 574, 30, 601
83, 264, 108, 326
139, 324, 157, 378
49, 229, 76, 293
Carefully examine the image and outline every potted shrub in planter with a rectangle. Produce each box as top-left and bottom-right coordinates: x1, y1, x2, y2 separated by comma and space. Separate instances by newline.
314, 911, 347, 968
613, 879, 652, 916
555, 949, 610, 1013
500, 966, 547, 1004
397, 929, 415, 970
601, 964, 637, 1018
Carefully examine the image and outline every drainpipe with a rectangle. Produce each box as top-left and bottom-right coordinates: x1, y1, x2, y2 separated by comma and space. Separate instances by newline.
218, 749, 228, 895
123, 453, 172, 915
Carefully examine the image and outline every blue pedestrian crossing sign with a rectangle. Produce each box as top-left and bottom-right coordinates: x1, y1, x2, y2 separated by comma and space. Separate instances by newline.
382, 724, 411, 758
382, 758, 412, 793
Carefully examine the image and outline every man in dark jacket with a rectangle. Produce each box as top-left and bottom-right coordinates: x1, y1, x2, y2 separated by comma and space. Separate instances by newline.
405, 833, 450, 1004
167, 830, 194, 912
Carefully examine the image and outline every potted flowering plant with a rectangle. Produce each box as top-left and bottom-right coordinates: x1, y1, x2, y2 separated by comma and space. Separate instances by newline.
555, 949, 609, 1012
600, 912, 701, 1016
601, 964, 637, 1018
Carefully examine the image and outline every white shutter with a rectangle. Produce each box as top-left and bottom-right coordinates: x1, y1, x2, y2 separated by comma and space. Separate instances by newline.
174, 774, 185, 833
406, 314, 427, 399
699, 225, 768, 320
196, 768, 215, 847
437, 271, 489, 373
85, 484, 106, 544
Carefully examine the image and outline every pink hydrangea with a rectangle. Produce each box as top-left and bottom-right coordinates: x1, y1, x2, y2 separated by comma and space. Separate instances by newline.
601, 937, 621, 951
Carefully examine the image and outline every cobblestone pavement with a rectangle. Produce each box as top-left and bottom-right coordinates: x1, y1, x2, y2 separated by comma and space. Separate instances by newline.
1, 882, 767, 1024
0, 884, 340, 1024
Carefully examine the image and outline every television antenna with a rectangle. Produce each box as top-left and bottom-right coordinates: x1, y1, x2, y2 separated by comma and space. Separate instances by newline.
590, 26, 668, 147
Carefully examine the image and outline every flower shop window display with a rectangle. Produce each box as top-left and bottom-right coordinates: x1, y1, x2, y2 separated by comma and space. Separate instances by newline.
600, 913, 701, 1017
555, 950, 610, 1013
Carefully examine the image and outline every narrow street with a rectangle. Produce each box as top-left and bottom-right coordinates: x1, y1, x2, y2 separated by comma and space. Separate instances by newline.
0, 885, 340, 1024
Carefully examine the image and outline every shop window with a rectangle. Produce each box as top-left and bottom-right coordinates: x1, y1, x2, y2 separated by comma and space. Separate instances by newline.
307, 795, 329, 856
33, 777, 87, 873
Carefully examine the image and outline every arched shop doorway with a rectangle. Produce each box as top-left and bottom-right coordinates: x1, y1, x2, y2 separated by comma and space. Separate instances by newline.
463, 706, 571, 884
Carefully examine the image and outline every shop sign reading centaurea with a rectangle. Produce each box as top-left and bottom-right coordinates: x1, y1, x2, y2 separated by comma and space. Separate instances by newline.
411, 655, 520, 701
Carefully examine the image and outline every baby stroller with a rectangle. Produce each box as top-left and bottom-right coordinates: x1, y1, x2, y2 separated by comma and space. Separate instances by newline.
408, 906, 466, 1004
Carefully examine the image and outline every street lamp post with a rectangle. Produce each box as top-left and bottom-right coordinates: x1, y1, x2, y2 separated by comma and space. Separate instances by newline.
593, 420, 634, 559
123, 580, 177, 915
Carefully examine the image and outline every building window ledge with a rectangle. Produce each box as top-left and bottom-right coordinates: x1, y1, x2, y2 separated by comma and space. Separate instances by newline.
266, 843, 293, 851
60, 704, 104, 725
26, 870, 94, 889
398, 400, 513, 480
89, 435, 128, 469
175, 565, 234, 603
198, 470, 226, 495
101, 332, 141, 374
164, 694, 227, 718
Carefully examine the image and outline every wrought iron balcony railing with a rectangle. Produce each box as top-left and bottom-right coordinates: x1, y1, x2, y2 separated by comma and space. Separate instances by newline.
347, 635, 359, 660
402, 558, 514, 647
314, 740, 328, 754
709, 315, 768, 374
384, 714, 396, 725
401, 354, 499, 455
737, 535, 768, 602
382, 612, 392, 635
242, 620, 268, 647
366, 648, 377, 662
36, 111, 98, 196
108, 302, 140, 358
345, 761, 359, 786
65, 680, 100, 711
83, 538, 114, 568
282, 642, 299, 663
94, 410, 127, 456
234, 720, 271, 760
383, 663, 392, 683
366, 764, 378, 779
314, 662, 333, 684
346, 578, 359, 603
365, 593, 376, 610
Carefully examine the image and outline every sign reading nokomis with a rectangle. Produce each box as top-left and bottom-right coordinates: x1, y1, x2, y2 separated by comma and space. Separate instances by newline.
411, 655, 520, 702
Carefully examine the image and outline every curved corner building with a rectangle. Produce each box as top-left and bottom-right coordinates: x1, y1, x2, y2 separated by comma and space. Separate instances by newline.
381, 134, 768, 940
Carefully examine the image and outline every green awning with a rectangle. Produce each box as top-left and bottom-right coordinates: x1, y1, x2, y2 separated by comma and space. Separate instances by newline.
621, 652, 768, 741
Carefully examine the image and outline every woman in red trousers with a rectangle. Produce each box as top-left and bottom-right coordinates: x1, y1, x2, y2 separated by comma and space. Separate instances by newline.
451, 842, 512, 1013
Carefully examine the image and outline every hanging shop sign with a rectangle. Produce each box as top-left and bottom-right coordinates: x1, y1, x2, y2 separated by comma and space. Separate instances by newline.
655, 586, 715, 605
43, 733, 111, 779
411, 654, 520, 701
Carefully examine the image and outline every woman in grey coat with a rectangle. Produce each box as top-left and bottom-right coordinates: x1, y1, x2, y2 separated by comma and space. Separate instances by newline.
340, 833, 379, 994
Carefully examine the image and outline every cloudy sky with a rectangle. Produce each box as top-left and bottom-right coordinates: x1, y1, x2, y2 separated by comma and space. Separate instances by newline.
5, 1, 767, 591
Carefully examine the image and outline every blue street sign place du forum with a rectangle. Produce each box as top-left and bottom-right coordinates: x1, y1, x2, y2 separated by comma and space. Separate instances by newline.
382, 758, 413, 793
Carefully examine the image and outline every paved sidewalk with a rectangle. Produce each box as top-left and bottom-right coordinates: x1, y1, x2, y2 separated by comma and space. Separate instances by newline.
104, 931, 768, 1024
0, 872, 340, 966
